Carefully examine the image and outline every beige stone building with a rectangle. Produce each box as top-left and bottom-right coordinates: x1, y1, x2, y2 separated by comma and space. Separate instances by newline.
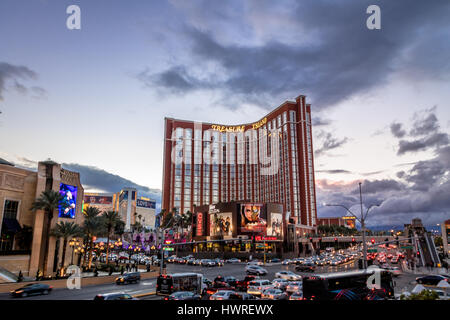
0, 159, 84, 278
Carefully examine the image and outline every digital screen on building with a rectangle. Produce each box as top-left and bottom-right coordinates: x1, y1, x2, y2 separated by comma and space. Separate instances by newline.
136, 199, 156, 209
267, 212, 283, 239
210, 212, 233, 237
343, 216, 356, 229
240, 204, 266, 234
83, 195, 112, 204
119, 191, 128, 203
59, 183, 77, 219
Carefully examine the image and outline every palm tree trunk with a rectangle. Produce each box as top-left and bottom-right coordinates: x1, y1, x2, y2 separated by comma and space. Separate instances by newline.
42, 210, 53, 276
88, 238, 94, 269
61, 238, 67, 275
106, 228, 111, 265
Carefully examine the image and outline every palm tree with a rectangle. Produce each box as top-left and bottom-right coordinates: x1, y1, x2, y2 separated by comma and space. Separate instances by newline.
102, 211, 121, 264
82, 206, 104, 269
51, 221, 82, 274
31, 190, 67, 275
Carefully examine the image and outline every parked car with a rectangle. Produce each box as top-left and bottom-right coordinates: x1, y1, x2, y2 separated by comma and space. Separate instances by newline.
164, 291, 201, 300
245, 265, 267, 276
94, 292, 137, 300
116, 272, 141, 284
261, 288, 288, 300
275, 271, 302, 281
210, 290, 236, 300
10, 283, 53, 298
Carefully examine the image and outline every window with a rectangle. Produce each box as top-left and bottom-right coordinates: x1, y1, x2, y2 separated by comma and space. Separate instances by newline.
3, 200, 19, 219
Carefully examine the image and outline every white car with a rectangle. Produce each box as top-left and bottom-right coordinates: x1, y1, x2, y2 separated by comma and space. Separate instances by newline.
285, 281, 303, 293
209, 290, 236, 300
281, 259, 292, 265
245, 265, 267, 276
247, 280, 273, 296
247, 260, 263, 266
275, 271, 302, 281
272, 278, 290, 290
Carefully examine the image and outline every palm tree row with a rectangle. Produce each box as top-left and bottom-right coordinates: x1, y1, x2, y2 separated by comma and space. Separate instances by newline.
31, 190, 124, 274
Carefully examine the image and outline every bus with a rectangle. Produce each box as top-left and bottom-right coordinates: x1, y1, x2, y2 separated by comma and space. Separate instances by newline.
156, 273, 204, 296
302, 268, 395, 300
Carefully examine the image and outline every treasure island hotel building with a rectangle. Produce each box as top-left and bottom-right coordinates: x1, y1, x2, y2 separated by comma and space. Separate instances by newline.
162, 95, 318, 233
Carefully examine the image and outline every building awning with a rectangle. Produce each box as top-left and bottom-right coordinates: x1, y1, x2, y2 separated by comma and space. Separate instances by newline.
1, 218, 22, 233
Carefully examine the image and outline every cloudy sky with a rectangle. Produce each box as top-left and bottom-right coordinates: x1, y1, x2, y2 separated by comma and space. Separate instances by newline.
1, 1, 449, 226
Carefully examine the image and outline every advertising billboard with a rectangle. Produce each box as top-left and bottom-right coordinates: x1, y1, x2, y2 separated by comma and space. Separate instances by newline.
267, 212, 283, 239
240, 203, 266, 234
210, 212, 233, 237
119, 191, 128, 203
83, 195, 113, 205
59, 183, 77, 219
343, 216, 356, 229
136, 199, 156, 209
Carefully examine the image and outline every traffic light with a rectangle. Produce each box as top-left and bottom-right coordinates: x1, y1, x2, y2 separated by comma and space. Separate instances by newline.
309, 237, 313, 242
334, 237, 338, 242
352, 237, 355, 242
417, 251, 420, 257
371, 238, 375, 244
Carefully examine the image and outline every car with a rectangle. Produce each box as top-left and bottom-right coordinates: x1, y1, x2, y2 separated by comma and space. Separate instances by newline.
289, 291, 304, 300
261, 288, 288, 300
226, 258, 241, 264
295, 265, 315, 273
116, 272, 141, 284
382, 266, 403, 277
228, 292, 258, 300
247, 280, 273, 296
247, 260, 263, 266
275, 271, 302, 281
210, 290, 236, 300
416, 275, 450, 286
235, 275, 260, 291
164, 291, 202, 300
285, 281, 302, 293
282, 259, 292, 265
224, 276, 238, 287
94, 293, 137, 300
201, 259, 217, 267
271, 278, 290, 290
10, 283, 53, 298
214, 258, 225, 266
245, 265, 268, 276
270, 258, 281, 263
187, 258, 196, 265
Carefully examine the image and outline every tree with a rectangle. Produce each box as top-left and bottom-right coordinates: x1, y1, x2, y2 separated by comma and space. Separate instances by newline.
82, 206, 105, 269
102, 211, 121, 264
50, 221, 82, 274
31, 190, 67, 275
114, 220, 125, 238
400, 290, 439, 300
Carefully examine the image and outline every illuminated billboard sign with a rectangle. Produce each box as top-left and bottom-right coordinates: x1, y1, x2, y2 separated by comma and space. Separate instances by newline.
83, 195, 112, 205
59, 183, 77, 219
267, 212, 283, 239
210, 212, 233, 237
240, 203, 266, 234
136, 199, 156, 209
196, 212, 204, 237
343, 216, 356, 229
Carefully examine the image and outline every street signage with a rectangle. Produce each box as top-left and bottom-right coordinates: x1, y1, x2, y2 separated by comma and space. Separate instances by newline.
367, 249, 377, 253
401, 246, 413, 249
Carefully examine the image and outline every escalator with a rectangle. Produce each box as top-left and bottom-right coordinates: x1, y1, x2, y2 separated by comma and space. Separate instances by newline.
424, 233, 441, 266
418, 237, 434, 267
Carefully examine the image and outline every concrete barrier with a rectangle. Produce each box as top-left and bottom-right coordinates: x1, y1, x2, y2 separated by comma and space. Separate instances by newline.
0, 271, 159, 293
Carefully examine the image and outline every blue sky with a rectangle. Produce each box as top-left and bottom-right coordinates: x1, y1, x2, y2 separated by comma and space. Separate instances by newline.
1, 1, 449, 226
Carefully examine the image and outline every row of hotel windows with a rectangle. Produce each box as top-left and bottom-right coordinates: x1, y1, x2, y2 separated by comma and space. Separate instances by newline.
170, 109, 314, 218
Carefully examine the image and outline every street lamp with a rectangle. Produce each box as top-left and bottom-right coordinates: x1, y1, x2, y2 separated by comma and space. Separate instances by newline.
325, 182, 381, 269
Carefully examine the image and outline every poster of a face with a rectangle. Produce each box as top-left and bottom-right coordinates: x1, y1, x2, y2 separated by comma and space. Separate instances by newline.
268, 213, 283, 239
240, 204, 266, 233
59, 183, 77, 219
210, 212, 233, 237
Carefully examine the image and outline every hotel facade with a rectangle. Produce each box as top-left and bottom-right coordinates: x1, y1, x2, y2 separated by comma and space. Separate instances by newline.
162, 95, 318, 235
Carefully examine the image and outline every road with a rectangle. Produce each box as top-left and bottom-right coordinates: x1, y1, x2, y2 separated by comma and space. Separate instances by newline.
0, 257, 431, 300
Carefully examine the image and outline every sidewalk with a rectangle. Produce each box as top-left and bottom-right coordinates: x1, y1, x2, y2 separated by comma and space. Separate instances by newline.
401, 261, 448, 275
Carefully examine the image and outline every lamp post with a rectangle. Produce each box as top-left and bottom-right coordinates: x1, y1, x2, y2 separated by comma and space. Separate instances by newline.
325, 182, 380, 269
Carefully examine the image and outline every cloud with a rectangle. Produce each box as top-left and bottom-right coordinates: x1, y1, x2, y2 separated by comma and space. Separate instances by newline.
311, 116, 331, 127
0, 62, 38, 101
409, 107, 439, 136
139, 0, 450, 110
314, 131, 349, 156
390, 122, 406, 138
61, 163, 162, 207
352, 179, 404, 194
316, 169, 352, 174
397, 132, 449, 155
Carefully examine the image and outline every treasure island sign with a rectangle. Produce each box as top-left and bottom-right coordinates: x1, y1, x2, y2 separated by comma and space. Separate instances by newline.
210, 117, 267, 133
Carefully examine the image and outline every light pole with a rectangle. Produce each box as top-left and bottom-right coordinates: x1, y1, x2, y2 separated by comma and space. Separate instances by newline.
325, 182, 380, 269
